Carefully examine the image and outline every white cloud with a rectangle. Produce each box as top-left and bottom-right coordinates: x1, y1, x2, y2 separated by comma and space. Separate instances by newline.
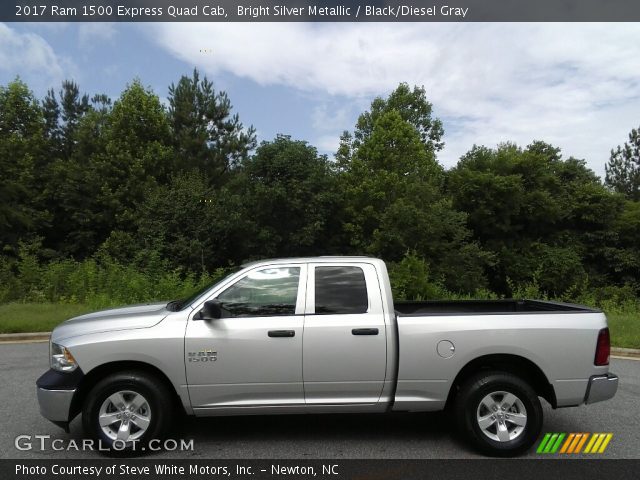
314, 134, 341, 154
26, 22, 71, 33
311, 101, 358, 132
78, 23, 116, 47
150, 22, 640, 176
0, 23, 70, 86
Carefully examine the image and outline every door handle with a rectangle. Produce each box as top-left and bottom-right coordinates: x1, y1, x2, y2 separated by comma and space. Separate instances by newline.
352, 328, 379, 336
268, 330, 295, 338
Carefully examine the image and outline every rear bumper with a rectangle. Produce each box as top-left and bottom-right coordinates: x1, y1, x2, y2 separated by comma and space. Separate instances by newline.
584, 373, 618, 404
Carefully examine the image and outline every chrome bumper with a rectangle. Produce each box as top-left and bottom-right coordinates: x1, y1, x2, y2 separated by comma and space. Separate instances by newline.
584, 373, 618, 404
37, 387, 76, 422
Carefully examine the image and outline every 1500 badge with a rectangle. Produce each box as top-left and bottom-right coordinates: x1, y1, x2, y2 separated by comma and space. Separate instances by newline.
188, 349, 217, 363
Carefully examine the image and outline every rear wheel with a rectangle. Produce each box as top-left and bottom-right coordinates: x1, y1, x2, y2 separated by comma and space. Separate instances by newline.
82, 371, 173, 452
454, 371, 542, 456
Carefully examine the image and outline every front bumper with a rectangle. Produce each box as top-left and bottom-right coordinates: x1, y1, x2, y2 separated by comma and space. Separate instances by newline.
36, 369, 84, 431
37, 387, 76, 422
584, 373, 618, 404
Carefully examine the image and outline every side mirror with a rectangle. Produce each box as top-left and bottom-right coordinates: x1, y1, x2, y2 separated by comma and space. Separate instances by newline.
198, 300, 223, 320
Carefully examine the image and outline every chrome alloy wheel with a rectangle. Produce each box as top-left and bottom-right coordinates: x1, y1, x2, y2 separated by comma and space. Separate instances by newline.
98, 390, 151, 442
476, 391, 527, 442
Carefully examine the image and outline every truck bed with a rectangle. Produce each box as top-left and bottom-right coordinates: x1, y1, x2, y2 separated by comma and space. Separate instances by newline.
395, 299, 599, 315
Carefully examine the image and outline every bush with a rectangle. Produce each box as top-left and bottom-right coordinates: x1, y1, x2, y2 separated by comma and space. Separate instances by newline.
507, 273, 548, 300
0, 247, 636, 317
0, 250, 225, 310
388, 251, 450, 301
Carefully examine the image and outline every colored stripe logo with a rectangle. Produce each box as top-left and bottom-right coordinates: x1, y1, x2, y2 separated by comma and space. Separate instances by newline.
537, 433, 613, 454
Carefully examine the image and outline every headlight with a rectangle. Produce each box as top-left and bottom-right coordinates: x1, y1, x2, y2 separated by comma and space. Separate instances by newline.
50, 342, 78, 372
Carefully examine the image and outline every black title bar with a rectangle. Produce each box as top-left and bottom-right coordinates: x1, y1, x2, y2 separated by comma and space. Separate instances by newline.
4, 0, 640, 22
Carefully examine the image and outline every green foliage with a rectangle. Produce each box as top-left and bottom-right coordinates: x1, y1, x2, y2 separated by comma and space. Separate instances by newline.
0, 303, 93, 334
597, 199, 640, 290
507, 273, 547, 301
606, 311, 640, 349
134, 170, 220, 272
45, 101, 113, 256
605, 125, 640, 201
235, 135, 343, 258
96, 80, 174, 230
0, 247, 221, 310
354, 83, 444, 153
168, 69, 256, 177
0, 79, 47, 250
387, 252, 448, 301
0, 76, 638, 323
42, 80, 91, 157
340, 99, 490, 292
447, 141, 629, 296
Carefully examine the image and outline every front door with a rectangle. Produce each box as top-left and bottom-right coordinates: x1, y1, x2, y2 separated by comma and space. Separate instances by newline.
185, 264, 306, 411
302, 263, 388, 404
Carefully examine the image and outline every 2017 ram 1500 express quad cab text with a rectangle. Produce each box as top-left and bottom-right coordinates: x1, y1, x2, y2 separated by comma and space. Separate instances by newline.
37, 257, 618, 456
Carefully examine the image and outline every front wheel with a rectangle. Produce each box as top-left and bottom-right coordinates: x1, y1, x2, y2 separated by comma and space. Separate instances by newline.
82, 371, 173, 452
454, 371, 542, 456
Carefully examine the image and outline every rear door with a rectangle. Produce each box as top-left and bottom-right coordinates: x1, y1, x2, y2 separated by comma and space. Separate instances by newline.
302, 262, 388, 404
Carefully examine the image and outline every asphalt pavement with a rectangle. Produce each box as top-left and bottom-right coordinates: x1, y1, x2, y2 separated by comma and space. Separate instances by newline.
1, 342, 638, 459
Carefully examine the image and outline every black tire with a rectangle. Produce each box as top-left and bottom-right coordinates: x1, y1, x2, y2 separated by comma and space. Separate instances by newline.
454, 371, 542, 457
82, 371, 174, 453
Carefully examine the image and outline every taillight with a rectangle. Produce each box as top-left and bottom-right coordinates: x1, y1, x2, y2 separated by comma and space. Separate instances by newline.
594, 328, 610, 366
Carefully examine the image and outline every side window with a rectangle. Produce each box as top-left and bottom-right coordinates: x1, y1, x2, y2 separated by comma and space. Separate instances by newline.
315, 266, 368, 314
217, 267, 300, 317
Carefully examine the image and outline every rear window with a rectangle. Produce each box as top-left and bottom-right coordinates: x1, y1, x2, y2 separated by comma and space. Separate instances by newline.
315, 266, 368, 314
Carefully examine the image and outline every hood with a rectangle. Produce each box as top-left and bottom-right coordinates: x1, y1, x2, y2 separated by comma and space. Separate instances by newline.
51, 302, 170, 342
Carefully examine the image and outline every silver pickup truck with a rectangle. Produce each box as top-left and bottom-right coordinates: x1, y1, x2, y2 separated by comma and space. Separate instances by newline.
37, 256, 618, 456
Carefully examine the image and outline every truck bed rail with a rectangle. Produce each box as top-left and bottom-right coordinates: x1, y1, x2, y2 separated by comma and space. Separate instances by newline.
395, 299, 600, 316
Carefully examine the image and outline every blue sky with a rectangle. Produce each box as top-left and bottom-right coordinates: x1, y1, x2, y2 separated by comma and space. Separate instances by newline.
2, 22, 640, 177
1, 22, 340, 153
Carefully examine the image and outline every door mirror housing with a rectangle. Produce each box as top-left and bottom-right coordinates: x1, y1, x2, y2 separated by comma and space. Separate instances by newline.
198, 300, 223, 320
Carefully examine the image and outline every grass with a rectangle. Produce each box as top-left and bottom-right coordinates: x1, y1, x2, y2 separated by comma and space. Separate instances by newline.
0, 303, 91, 334
607, 312, 640, 349
0, 302, 638, 349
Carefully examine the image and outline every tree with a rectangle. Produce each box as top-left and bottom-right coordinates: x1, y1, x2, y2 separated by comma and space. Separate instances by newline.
353, 83, 444, 153
41, 81, 91, 157
133, 170, 219, 272
40, 84, 113, 258
233, 135, 342, 259
95, 80, 174, 230
168, 69, 256, 180
59, 81, 90, 154
605, 126, 640, 201
448, 141, 623, 295
42, 88, 60, 148
0, 79, 46, 251
604, 200, 640, 288
341, 109, 443, 250
43, 103, 113, 257
44, 81, 173, 258
135, 135, 346, 271
341, 103, 489, 292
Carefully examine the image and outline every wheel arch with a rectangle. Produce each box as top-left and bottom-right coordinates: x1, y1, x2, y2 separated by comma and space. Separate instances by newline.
446, 353, 556, 409
70, 360, 187, 421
